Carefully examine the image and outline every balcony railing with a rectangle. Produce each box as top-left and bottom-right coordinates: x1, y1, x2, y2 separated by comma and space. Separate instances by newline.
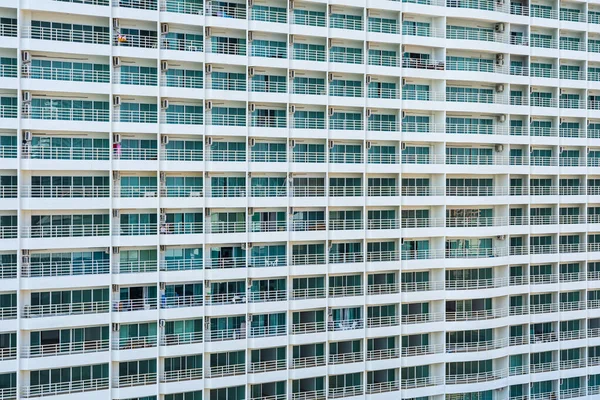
21, 260, 110, 278
22, 340, 109, 358
23, 301, 109, 318
25, 107, 109, 122
161, 367, 203, 382
112, 335, 156, 350
26, 65, 110, 83
113, 373, 156, 388
22, 378, 109, 398
22, 225, 109, 238
22, 26, 110, 45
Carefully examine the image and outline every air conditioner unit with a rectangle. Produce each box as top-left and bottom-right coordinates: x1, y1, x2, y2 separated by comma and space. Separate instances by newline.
161, 23, 169, 34
241, 243, 246, 250
159, 319, 165, 327
22, 51, 31, 63
496, 84, 504, 93
289, 104, 296, 114
205, 64, 212, 74
247, 314, 253, 322
289, 139, 296, 148
160, 282, 166, 290
401, 142, 406, 150
206, 137, 212, 145
111, 57, 121, 69
248, 67, 255, 77
328, 72, 334, 82
205, 208, 211, 216
248, 207, 254, 216
205, 320, 211, 330
113, 247, 120, 256
289, 0, 294, 9
289, 70, 295, 79
22, 91, 31, 103
105, 248, 110, 254
497, 115, 506, 123
496, 235, 506, 240
205, 100, 212, 111
113, 95, 121, 106
160, 61, 168, 72
401, 111, 406, 119
560, 146, 564, 153
289, 34, 294, 45
249, 137, 256, 147
495, 144, 504, 152
112, 323, 120, 332
366, 75, 372, 84
329, 140, 334, 149
249, 103, 255, 112
113, 170, 120, 180
161, 135, 169, 145
366, 141, 372, 149
161, 99, 169, 109
248, 31, 253, 41
23, 131, 32, 141
328, 309, 333, 316
205, 27, 211, 37
401, 78, 406, 86
112, 284, 119, 292
496, 53, 504, 61
328, 38, 333, 48
112, 209, 120, 218
328, 107, 335, 117
248, 0, 252, 6
22, 255, 30, 265
113, 19, 120, 29
494, 23, 505, 33
366, 109, 372, 118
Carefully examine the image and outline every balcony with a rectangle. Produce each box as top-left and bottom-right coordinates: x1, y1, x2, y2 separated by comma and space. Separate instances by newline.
367, 347, 399, 361
446, 369, 507, 384
401, 312, 444, 325
328, 386, 363, 399
161, 367, 203, 382
23, 301, 110, 318
112, 336, 156, 350
21, 26, 110, 45
22, 340, 109, 358
291, 321, 325, 335
291, 287, 325, 300
25, 105, 109, 123
113, 372, 156, 388
367, 315, 399, 328
207, 327, 246, 342
402, 344, 443, 357
21, 378, 109, 398
115, 0, 158, 10
113, 298, 157, 312
401, 376, 442, 389
161, 0, 203, 14
24, 145, 109, 161
22, 225, 109, 239
446, 308, 507, 321
446, 337, 507, 353
26, 64, 110, 84
22, 185, 109, 199
160, 330, 202, 346
114, 70, 156, 86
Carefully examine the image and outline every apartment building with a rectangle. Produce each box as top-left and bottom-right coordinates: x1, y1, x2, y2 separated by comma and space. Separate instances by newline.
1, 0, 600, 399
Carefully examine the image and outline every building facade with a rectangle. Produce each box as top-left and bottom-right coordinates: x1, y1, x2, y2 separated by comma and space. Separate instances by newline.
1, 0, 600, 399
